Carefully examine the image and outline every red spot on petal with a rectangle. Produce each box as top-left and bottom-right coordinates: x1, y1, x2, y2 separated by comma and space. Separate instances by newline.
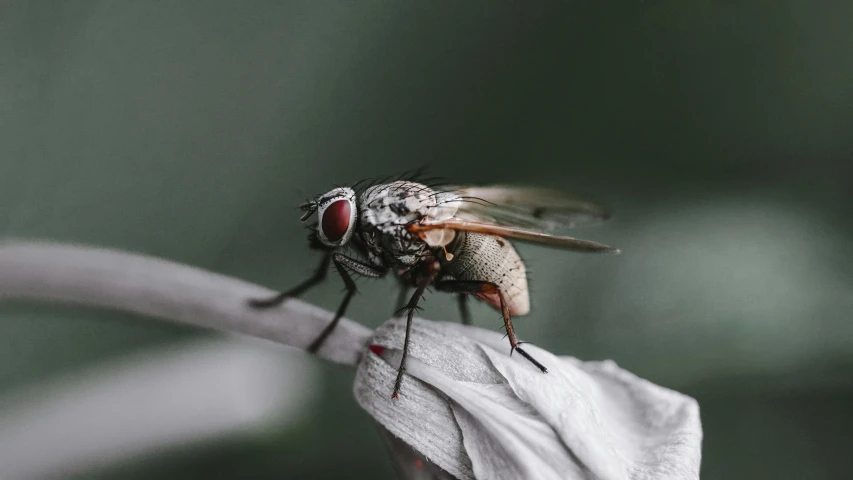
321, 199, 351, 241
368, 345, 384, 356
414, 458, 425, 470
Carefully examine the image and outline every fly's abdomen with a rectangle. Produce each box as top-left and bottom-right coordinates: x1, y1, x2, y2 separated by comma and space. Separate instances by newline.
447, 233, 530, 315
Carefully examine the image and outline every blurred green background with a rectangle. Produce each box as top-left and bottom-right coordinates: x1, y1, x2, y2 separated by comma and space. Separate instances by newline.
2, 1, 853, 478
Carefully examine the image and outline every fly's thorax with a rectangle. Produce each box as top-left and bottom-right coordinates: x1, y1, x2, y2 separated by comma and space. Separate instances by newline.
358, 181, 460, 266
445, 232, 530, 315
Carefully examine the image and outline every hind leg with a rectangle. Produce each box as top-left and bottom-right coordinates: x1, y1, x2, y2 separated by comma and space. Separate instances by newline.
435, 280, 547, 373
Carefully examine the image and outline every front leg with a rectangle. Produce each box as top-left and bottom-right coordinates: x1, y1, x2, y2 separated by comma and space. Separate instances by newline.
248, 252, 332, 309
307, 253, 385, 353
435, 280, 548, 373
248, 251, 385, 353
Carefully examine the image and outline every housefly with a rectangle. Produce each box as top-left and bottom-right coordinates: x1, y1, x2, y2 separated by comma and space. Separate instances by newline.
249, 175, 619, 398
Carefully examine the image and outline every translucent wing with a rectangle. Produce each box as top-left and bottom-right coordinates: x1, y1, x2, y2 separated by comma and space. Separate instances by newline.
411, 218, 619, 253
449, 186, 611, 231
419, 186, 619, 253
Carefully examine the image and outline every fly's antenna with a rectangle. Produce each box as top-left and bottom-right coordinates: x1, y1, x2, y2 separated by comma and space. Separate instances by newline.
299, 200, 318, 221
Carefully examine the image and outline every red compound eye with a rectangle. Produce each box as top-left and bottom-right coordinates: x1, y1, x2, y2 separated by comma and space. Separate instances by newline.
321, 199, 351, 242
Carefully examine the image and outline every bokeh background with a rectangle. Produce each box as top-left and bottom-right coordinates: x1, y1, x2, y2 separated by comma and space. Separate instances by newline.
2, 1, 853, 478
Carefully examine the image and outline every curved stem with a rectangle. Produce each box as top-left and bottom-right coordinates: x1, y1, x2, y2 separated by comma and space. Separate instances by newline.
0, 241, 372, 366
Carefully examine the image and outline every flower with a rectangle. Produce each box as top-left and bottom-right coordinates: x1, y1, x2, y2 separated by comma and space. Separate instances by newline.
0, 241, 703, 479
355, 317, 702, 480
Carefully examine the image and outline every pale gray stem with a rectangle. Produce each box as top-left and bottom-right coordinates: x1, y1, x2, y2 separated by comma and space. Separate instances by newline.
0, 241, 372, 366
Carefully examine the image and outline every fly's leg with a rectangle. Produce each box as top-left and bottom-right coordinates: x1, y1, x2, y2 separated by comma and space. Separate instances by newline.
457, 294, 472, 326
435, 280, 548, 373
248, 252, 384, 353
393, 284, 410, 318
248, 252, 332, 308
496, 289, 548, 373
393, 261, 441, 399
306, 254, 385, 353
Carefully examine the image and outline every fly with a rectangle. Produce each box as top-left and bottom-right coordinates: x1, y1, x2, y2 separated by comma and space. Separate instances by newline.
249, 176, 619, 398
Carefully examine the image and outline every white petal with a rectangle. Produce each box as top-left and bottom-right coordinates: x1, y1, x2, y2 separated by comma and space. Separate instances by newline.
354, 317, 702, 480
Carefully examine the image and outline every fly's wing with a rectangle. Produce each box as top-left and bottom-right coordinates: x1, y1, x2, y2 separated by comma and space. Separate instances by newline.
449, 186, 611, 231
412, 218, 619, 253
420, 186, 619, 253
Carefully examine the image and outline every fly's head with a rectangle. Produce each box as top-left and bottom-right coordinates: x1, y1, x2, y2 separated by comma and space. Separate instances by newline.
300, 187, 358, 248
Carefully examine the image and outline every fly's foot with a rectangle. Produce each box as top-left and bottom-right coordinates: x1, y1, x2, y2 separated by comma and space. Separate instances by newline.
513, 343, 548, 373
306, 333, 326, 354
366, 344, 403, 398
247, 293, 291, 309
392, 366, 406, 399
